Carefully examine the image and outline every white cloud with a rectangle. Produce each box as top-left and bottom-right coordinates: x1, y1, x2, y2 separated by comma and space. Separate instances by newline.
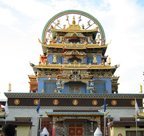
0, 7, 18, 26
1, 0, 47, 17
102, 0, 144, 93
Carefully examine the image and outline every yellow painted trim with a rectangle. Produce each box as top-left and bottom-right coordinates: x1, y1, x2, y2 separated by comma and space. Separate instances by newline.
35, 64, 115, 70
43, 43, 107, 49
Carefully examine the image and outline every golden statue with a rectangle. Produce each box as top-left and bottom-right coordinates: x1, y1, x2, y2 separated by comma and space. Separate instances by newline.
95, 33, 101, 45
93, 55, 97, 64
53, 55, 57, 63
107, 57, 111, 65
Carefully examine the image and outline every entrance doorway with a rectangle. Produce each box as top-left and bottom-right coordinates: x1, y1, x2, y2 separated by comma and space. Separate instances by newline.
69, 124, 83, 136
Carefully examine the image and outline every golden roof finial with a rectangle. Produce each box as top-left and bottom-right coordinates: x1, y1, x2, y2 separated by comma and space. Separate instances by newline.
8, 83, 11, 92
66, 16, 81, 30
72, 16, 76, 25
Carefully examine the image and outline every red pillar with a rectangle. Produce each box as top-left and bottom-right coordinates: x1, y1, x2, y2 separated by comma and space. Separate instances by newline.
52, 118, 56, 136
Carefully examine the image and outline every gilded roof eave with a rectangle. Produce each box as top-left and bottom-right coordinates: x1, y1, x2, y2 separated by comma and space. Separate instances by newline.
34, 64, 117, 70
43, 43, 107, 50
51, 28, 98, 33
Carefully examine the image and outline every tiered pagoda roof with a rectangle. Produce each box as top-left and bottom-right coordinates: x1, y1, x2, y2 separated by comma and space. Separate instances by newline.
29, 10, 119, 94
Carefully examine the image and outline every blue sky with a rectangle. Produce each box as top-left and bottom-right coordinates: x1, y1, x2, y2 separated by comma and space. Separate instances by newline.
0, 0, 144, 99
137, 0, 144, 6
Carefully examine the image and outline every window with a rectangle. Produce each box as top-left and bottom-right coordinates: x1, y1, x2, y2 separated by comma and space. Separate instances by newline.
94, 80, 106, 94
44, 81, 57, 93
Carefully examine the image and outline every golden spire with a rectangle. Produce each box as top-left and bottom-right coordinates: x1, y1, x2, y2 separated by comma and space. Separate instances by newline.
72, 16, 76, 25
66, 16, 81, 31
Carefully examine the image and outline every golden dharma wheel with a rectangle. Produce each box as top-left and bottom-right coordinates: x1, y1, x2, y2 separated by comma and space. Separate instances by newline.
72, 99, 79, 106
34, 99, 39, 105
131, 100, 135, 106
92, 100, 98, 106
14, 99, 20, 105
53, 99, 59, 105
111, 100, 117, 106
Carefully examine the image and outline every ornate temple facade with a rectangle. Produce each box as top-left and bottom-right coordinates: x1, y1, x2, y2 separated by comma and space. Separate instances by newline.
30, 10, 119, 95
0, 10, 144, 136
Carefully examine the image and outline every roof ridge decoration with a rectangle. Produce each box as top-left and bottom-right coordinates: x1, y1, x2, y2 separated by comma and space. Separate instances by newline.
41, 10, 106, 46
66, 16, 81, 31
